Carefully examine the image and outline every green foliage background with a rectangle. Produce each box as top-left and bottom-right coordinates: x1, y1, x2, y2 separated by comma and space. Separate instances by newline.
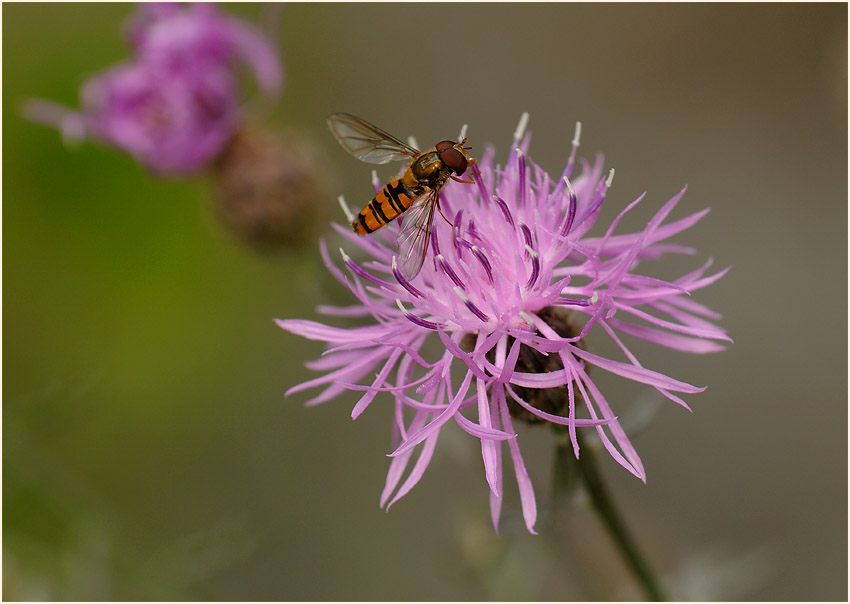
4, 3, 847, 600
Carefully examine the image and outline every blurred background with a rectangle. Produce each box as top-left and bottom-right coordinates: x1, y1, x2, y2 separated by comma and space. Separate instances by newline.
3, 3, 846, 600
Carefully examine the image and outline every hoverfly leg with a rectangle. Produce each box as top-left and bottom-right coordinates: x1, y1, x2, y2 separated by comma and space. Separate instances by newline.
435, 195, 459, 247
451, 157, 477, 184
435, 197, 454, 228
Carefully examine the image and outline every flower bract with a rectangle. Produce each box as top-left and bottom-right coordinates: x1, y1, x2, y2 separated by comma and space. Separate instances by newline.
24, 2, 282, 174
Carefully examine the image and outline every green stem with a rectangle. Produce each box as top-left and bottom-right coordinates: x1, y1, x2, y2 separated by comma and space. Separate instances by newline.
552, 431, 579, 519
555, 428, 666, 601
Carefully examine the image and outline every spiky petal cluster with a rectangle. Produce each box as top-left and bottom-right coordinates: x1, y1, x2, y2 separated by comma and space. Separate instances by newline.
24, 3, 282, 174
276, 115, 729, 533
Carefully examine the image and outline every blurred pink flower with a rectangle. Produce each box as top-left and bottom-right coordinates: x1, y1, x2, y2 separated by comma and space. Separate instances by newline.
277, 115, 729, 533
24, 3, 282, 174
127, 2, 282, 96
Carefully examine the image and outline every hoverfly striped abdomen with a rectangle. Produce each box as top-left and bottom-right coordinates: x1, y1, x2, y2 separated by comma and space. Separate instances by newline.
352, 178, 425, 234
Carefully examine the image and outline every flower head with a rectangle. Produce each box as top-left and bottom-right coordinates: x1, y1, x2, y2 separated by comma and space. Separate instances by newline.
127, 2, 282, 96
213, 127, 325, 249
24, 3, 281, 174
277, 114, 729, 533
73, 59, 240, 173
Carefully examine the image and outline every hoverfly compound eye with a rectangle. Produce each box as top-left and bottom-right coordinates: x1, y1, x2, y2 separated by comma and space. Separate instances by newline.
435, 140, 455, 152
438, 146, 468, 176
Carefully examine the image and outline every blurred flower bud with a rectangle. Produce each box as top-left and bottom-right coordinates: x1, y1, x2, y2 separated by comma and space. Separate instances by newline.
212, 126, 327, 250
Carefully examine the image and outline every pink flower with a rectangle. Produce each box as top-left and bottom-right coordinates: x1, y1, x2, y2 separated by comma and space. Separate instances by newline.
276, 115, 729, 533
78, 60, 239, 173
127, 2, 282, 96
24, 3, 281, 174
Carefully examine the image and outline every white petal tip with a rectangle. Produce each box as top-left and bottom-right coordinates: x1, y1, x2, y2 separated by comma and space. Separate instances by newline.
514, 112, 530, 142
337, 196, 354, 222
518, 311, 535, 325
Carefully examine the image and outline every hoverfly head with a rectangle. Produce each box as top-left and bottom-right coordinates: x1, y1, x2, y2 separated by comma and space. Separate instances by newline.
436, 138, 471, 176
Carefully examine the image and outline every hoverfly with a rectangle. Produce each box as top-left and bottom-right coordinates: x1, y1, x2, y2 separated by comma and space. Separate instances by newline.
327, 113, 474, 280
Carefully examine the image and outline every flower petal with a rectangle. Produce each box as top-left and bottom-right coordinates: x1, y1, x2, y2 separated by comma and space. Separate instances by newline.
568, 344, 706, 393
389, 369, 474, 458
497, 388, 537, 534
477, 377, 501, 496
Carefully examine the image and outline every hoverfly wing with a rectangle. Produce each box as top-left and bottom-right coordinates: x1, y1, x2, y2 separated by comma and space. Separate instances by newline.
328, 113, 420, 164
396, 189, 440, 281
